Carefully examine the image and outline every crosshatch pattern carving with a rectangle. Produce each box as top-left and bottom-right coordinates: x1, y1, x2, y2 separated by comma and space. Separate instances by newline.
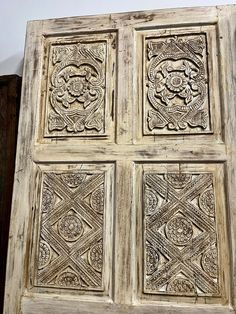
35, 171, 105, 290
143, 172, 220, 296
144, 34, 211, 134
45, 41, 107, 136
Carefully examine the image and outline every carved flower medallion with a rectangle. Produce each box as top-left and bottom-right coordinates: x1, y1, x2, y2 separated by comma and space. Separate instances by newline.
60, 173, 86, 188
58, 214, 83, 242
67, 77, 87, 97
199, 188, 215, 217
167, 278, 195, 293
146, 245, 159, 275
201, 247, 218, 278
42, 186, 54, 213
57, 271, 80, 287
90, 185, 104, 214
165, 216, 193, 245
39, 240, 51, 269
165, 173, 192, 189
145, 188, 158, 215
89, 241, 103, 272
166, 72, 188, 92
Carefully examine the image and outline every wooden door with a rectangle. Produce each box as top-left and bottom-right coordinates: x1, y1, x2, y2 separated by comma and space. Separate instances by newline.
4, 5, 236, 314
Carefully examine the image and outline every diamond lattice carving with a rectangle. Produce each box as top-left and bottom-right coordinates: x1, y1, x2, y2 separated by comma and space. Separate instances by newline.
143, 172, 219, 296
35, 171, 105, 291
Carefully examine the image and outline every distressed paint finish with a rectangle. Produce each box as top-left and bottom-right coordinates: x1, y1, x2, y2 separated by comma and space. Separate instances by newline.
3, 5, 236, 314
143, 172, 219, 295
35, 170, 106, 291
40, 31, 117, 142
145, 34, 210, 133
46, 42, 107, 136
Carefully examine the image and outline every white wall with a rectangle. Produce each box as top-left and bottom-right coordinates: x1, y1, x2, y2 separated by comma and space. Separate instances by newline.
0, 0, 235, 76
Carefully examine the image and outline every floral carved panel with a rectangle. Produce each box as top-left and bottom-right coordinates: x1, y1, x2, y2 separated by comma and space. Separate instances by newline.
144, 34, 211, 134
42, 33, 116, 138
34, 170, 107, 291
143, 171, 220, 296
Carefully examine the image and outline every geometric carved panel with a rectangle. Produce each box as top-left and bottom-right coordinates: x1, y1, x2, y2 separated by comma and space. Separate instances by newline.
144, 33, 211, 134
143, 172, 220, 296
35, 170, 106, 291
45, 42, 106, 136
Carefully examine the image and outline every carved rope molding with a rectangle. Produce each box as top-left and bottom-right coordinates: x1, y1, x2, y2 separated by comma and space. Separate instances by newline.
145, 34, 211, 133
45, 42, 106, 136
143, 172, 219, 296
35, 171, 105, 290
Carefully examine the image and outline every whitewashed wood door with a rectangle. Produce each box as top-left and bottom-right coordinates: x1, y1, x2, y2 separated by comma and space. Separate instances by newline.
4, 5, 236, 314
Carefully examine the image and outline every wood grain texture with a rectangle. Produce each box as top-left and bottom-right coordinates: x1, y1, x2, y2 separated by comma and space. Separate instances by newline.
4, 5, 236, 314
22, 295, 235, 314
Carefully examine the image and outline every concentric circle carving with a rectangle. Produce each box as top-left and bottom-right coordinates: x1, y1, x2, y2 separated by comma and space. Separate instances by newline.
166, 72, 188, 92
61, 173, 86, 188
167, 278, 195, 293
201, 247, 218, 278
88, 241, 103, 272
58, 214, 83, 242
57, 271, 80, 287
165, 216, 193, 245
145, 189, 158, 215
42, 187, 54, 213
146, 245, 159, 275
165, 173, 192, 189
199, 189, 215, 217
90, 185, 104, 214
39, 240, 51, 269
67, 77, 89, 97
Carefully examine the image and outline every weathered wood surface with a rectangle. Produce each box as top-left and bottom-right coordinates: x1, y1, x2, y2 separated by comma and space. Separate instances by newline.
0, 75, 21, 314
4, 5, 236, 314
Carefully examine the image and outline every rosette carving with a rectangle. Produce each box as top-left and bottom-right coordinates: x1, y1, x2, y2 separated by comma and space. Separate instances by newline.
201, 247, 218, 278
165, 216, 193, 246
57, 271, 81, 288
58, 214, 84, 242
88, 241, 103, 272
38, 240, 51, 269
167, 278, 195, 293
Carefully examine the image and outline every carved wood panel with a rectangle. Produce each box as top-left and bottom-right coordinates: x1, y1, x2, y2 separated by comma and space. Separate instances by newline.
32, 164, 114, 295
41, 32, 116, 140
144, 172, 219, 295
135, 163, 229, 304
145, 34, 210, 133
135, 24, 222, 142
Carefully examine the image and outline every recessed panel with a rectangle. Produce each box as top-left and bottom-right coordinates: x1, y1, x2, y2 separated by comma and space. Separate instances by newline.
145, 34, 210, 133
135, 163, 229, 304
135, 25, 222, 142
40, 32, 116, 141
144, 172, 219, 295
31, 163, 114, 297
